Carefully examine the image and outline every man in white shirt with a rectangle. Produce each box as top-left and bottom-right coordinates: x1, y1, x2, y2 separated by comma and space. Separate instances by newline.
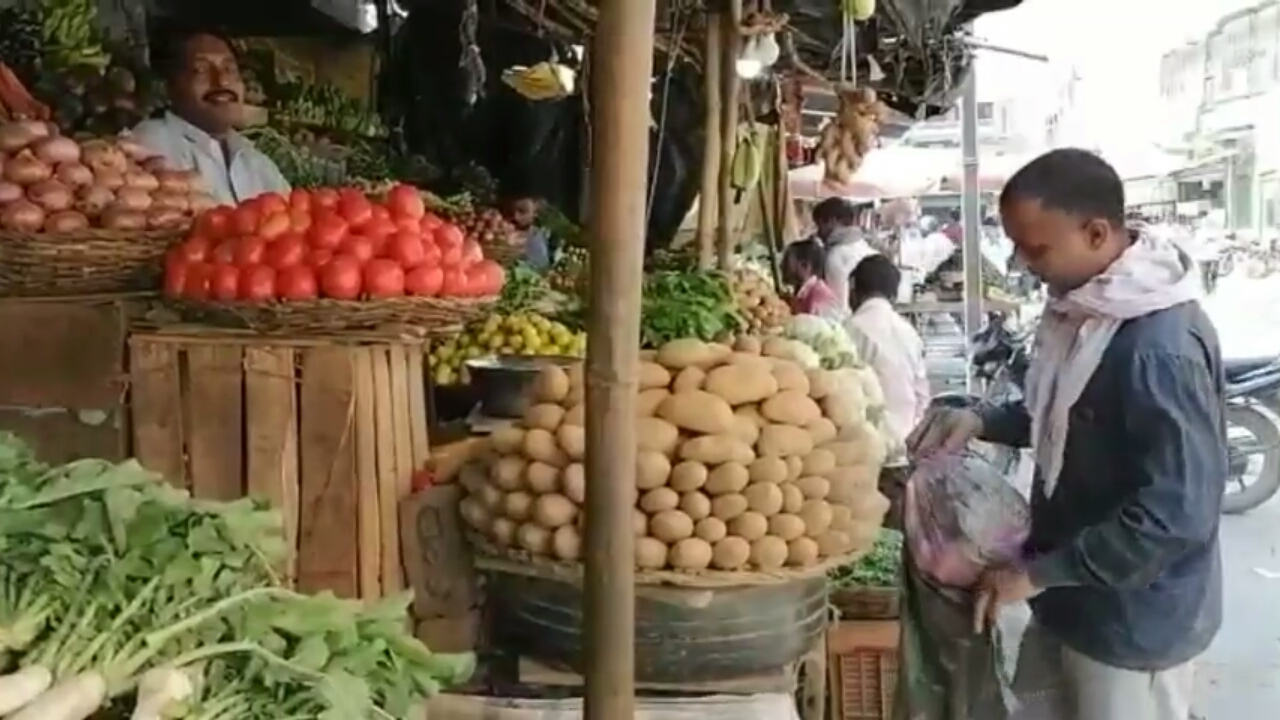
131, 31, 289, 205
813, 198, 878, 314
842, 254, 930, 527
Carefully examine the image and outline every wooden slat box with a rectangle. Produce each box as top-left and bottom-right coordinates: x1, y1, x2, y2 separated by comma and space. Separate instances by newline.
127, 327, 431, 600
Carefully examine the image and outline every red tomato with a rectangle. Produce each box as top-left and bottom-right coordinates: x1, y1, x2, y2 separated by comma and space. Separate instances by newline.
265, 234, 307, 269
210, 264, 241, 301
438, 241, 463, 268
239, 264, 277, 301
309, 249, 335, 268
338, 191, 373, 227
184, 263, 214, 300
420, 241, 442, 265
163, 258, 188, 298
257, 212, 290, 240
434, 223, 464, 247
231, 204, 260, 236
369, 204, 391, 224
387, 184, 426, 220
308, 213, 348, 250
233, 236, 268, 266
256, 192, 288, 217
195, 206, 234, 239
364, 259, 406, 298
289, 208, 312, 233
289, 188, 312, 213
339, 235, 378, 263
469, 260, 506, 296
211, 241, 238, 265
386, 231, 427, 268
460, 239, 484, 267
420, 213, 444, 232
277, 265, 320, 300
405, 265, 443, 296
394, 216, 421, 235
175, 236, 212, 263
440, 268, 469, 297
357, 218, 397, 241
311, 188, 339, 210
320, 256, 363, 299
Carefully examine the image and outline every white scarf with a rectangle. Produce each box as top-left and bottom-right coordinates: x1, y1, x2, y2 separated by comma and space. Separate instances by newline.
1026, 230, 1202, 497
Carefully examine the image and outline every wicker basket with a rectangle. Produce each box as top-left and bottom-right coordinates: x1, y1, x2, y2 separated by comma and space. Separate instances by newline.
828, 620, 899, 720
830, 585, 900, 620
0, 228, 182, 297
479, 240, 526, 266
171, 296, 496, 334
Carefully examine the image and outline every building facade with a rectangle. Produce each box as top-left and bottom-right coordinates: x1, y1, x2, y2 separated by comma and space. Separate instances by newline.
1158, 1, 1280, 232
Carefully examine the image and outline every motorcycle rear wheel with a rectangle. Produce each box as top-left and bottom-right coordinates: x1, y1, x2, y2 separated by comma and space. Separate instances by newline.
1222, 404, 1280, 515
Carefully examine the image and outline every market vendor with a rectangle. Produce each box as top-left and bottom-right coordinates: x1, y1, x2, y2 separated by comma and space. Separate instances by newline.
813, 197, 878, 314
502, 193, 554, 271
781, 239, 843, 320
130, 30, 290, 205
841, 254, 928, 526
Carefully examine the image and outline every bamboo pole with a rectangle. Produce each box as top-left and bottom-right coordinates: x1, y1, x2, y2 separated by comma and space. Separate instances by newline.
715, 5, 743, 268
695, 16, 723, 269
581, 0, 657, 716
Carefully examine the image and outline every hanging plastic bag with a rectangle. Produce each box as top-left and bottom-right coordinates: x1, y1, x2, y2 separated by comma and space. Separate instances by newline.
903, 450, 1030, 588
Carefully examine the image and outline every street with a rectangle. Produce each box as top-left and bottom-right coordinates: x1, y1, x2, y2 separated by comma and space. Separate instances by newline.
1194, 273, 1280, 719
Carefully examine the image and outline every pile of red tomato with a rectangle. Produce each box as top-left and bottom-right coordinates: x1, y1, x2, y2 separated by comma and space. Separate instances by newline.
163, 184, 506, 302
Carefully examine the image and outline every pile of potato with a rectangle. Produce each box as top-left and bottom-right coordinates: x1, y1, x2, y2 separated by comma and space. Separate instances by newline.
730, 268, 790, 334
459, 336, 891, 573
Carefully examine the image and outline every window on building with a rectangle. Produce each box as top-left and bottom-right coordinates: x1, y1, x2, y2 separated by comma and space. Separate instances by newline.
977, 102, 994, 121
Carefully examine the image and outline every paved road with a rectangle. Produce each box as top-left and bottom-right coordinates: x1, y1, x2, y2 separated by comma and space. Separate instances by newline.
1194, 272, 1280, 719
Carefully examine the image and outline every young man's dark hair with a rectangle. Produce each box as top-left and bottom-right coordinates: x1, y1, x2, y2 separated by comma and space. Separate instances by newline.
781, 238, 826, 289
997, 148, 1130, 293
849, 254, 900, 306
812, 197, 858, 226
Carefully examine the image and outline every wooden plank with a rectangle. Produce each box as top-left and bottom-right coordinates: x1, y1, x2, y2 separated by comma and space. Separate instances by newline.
0, 301, 126, 408
352, 349, 383, 599
388, 344, 415, 593
296, 347, 359, 597
372, 349, 404, 595
243, 347, 300, 583
185, 345, 245, 500
128, 339, 186, 485
406, 346, 431, 467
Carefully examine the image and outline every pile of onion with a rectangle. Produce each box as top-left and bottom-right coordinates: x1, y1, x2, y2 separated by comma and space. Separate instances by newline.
0, 121, 213, 234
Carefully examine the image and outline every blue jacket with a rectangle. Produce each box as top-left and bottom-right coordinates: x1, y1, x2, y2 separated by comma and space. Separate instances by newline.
979, 300, 1227, 671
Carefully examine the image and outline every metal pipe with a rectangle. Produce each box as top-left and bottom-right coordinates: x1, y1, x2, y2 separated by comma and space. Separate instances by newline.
960, 69, 984, 393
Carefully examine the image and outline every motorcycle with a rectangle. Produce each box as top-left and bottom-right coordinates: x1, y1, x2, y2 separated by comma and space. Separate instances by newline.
929, 315, 1280, 514
1221, 356, 1280, 514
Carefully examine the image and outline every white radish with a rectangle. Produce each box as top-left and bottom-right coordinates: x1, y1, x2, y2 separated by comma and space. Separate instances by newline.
7, 671, 106, 720
130, 667, 194, 720
0, 666, 53, 715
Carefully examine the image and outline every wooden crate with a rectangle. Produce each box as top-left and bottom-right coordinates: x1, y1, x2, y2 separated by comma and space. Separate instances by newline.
828, 620, 900, 720
127, 329, 432, 600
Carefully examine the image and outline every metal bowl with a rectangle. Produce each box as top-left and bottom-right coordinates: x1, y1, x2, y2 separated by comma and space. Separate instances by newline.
464, 354, 581, 419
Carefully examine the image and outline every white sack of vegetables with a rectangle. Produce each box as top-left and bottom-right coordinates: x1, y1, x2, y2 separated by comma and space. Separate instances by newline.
459, 338, 890, 574
0, 435, 473, 720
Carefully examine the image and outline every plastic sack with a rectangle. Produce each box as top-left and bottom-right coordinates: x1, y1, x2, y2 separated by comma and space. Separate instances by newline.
903, 451, 1030, 588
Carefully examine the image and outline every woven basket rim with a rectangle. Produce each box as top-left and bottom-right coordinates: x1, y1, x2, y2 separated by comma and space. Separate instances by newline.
0, 228, 186, 243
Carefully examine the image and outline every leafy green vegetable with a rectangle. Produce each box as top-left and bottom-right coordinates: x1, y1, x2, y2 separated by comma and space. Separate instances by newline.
639, 270, 745, 348
829, 529, 903, 589
496, 262, 551, 314
0, 433, 472, 719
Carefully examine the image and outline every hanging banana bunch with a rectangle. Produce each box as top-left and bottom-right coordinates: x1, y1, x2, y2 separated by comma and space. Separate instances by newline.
819, 0, 880, 186
818, 86, 886, 186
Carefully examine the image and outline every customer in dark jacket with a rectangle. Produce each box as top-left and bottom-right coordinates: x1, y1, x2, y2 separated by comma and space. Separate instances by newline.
908, 148, 1227, 720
